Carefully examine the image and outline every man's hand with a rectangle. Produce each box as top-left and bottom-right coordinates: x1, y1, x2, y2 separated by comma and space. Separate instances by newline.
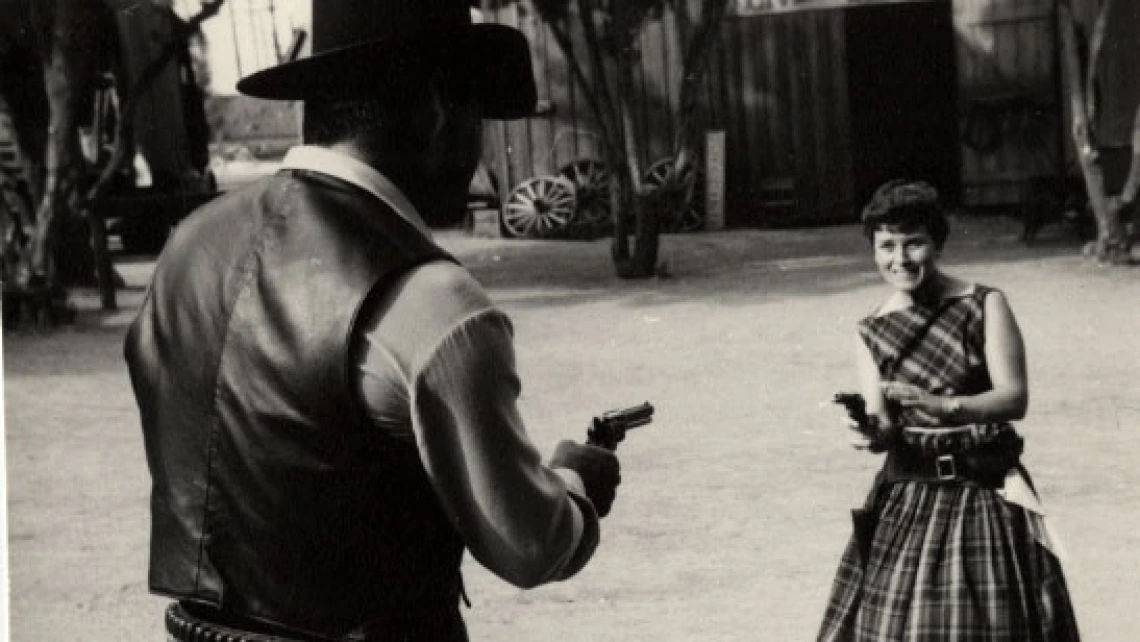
550, 441, 621, 518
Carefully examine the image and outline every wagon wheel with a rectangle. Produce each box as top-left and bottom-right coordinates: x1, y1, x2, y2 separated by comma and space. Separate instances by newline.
503, 176, 577, 238
644, 158, 706, 232
558, 159, 613, 226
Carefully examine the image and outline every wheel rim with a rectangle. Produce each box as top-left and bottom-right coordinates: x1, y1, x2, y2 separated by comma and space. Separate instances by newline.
558, 160, 612, 225
644, 158, 706, 232
503, 176, 577, 238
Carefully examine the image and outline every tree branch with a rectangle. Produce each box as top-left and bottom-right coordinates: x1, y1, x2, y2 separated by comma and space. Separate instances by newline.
1059, 2, 1133, 262
673, 0, 728, 167
1060, 4, 1096, 170
576, 0, 619, 130
540, 14, 616, 152
1084, 0, 1113, 131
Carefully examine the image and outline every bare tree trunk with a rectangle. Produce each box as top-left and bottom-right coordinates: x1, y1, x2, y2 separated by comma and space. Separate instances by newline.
613, 52, 658, 278
519, 0, 663, 276
1083, 0, 1111, 128
1058, 2, 1132, 264
609, 6, 661, 278
29, 0, 97, 287
672, 0, 728, 172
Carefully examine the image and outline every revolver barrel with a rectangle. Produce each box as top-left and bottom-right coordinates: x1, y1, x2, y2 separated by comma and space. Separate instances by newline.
602, 401, 654, 428
588, 402, 655, 450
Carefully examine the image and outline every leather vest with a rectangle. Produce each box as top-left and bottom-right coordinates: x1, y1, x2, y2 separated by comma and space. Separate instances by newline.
125, 170, 466, 640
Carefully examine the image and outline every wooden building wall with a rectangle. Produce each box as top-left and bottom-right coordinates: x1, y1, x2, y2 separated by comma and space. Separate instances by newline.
953, 0, 1063, 206
479, 3, 684, 202
712, 10, 853, 226
481, 0, 1066, 228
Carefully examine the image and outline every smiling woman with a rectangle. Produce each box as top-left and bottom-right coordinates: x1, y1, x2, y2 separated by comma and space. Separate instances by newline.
816, 180, 1081, 642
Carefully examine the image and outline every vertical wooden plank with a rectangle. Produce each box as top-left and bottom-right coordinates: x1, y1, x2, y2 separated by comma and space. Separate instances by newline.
543, 20, 576, 174
955, 0, 1060, 205
502, 5, 531, 190
704, 10, 729, 132
766, 16, 791, 181
519, 10, 547, 177
994, 13, 1014, 202
996, 1, 1017, 203
660, 8, 681, 159
954, 0, 971, 203
805, 13, 827, 222
739, 17, 761, 192
751, 16, 770, 182
720, 17, 748, 223
958, 0, 986, 205
813, 10, 849, 221
739, 17, 764, 223
979, 4, 998, 204
829, 9, 854, 220
564, 20, 581, 163
783, 14, 808, 223
564, 7, 605, 165
1036, 10, 1054, 177
539, 20, 561, 174
482, 3, 514, 198
637, 19, 665, 168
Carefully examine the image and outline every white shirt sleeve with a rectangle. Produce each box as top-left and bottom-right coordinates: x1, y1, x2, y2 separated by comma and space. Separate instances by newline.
351, 261, 599, 588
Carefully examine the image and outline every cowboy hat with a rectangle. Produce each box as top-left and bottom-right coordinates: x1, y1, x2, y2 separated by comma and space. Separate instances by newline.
235, 0, 536, 120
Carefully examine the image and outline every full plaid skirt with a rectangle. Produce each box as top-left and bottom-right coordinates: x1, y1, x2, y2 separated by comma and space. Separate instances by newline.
817, 480, 1080, 642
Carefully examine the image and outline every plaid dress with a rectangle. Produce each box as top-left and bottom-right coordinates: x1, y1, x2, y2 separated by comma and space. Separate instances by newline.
817, 285, 1081, 642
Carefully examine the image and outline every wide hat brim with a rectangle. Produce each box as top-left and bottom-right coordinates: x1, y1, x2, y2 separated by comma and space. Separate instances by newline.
236, 23, 536, 121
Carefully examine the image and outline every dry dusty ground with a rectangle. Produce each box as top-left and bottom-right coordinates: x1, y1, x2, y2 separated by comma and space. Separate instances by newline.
4, 215, 1139, 641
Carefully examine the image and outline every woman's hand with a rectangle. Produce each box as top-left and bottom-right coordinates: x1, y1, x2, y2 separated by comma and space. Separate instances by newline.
880, 382, 954, 418
843, 416, 876, 451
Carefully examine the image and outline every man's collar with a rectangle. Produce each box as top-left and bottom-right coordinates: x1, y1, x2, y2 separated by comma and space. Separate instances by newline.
280, 146, 433, 240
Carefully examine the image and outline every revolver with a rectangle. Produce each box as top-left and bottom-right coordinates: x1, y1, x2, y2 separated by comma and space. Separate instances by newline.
834, 392, 896, 450
832, 392, 870, 429
587, 402, 654, 451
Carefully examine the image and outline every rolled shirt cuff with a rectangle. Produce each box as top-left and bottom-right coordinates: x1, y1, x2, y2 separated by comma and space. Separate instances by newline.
552, 467, 601, 580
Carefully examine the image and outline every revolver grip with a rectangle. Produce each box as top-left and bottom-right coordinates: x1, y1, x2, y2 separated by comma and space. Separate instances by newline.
587, 421, 619, 451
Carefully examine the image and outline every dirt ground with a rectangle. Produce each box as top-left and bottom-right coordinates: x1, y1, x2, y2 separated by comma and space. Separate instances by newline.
4, 215, 1139, 641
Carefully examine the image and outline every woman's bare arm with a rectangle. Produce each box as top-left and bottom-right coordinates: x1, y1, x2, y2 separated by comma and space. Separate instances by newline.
854, 332, 892, 426
882, 290, 1029, 423
963, 289, 1029, 422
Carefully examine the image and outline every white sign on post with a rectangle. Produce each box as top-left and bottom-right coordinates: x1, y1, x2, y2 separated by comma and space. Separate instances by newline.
704, 130, 726, 231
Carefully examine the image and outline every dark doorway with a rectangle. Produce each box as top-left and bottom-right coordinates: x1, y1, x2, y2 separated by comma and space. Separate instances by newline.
846, 1, 960, 209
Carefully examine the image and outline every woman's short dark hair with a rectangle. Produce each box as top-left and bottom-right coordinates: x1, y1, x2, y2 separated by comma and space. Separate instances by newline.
861, 179, 949, 249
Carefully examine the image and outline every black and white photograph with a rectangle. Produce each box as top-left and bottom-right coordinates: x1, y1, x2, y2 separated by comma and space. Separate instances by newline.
2, 0, 1137, 639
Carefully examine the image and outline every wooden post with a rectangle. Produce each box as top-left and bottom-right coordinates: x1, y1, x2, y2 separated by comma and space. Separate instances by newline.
88, 205, 116, 310
704, 130, 726, 230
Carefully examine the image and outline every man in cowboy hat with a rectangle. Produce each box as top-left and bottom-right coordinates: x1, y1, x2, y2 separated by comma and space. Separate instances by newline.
124, 1, 621, 640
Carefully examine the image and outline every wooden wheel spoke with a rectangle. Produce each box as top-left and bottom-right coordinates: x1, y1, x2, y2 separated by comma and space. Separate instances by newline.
558, 160, 613, 226
504, 176, 577, 238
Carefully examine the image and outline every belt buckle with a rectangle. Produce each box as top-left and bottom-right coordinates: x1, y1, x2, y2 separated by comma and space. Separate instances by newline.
936, 454, 958, 481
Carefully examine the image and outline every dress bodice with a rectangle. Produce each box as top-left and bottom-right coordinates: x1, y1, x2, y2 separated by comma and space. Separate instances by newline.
858, 285, 995, 428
